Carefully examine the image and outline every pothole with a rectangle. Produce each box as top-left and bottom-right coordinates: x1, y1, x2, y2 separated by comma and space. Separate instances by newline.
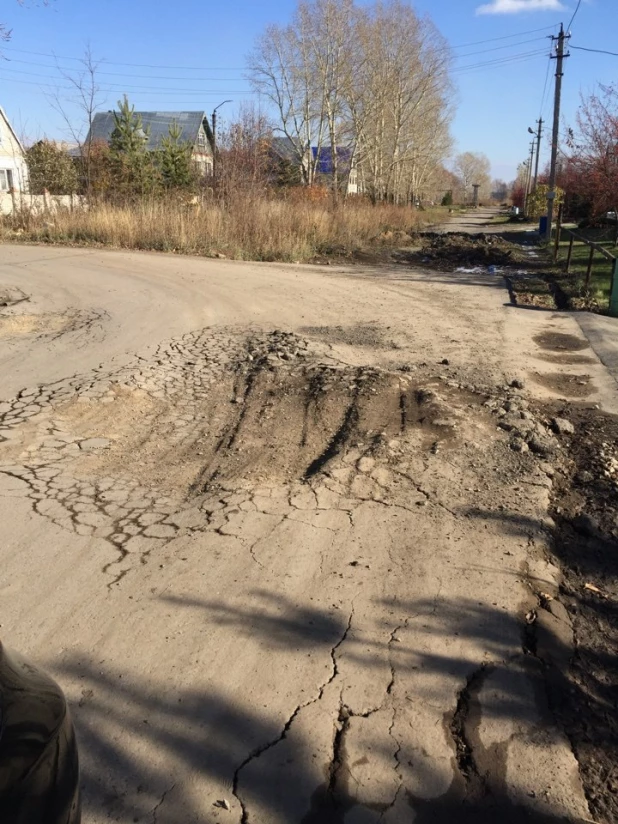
533, 332, 590, 353
0, 308, 107, 340
0, 313, 73, 338
0, 327, 506, 584
0, 286, 29, 307
535, 353, 596, 366
530, 371, 594, 398
299, 323, 400, 350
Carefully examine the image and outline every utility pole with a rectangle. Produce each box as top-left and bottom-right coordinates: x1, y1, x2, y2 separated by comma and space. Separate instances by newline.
524, 140, 535, 217
211, 99, 231, 189
533, 118, 543, 191
545, 24, 569, 243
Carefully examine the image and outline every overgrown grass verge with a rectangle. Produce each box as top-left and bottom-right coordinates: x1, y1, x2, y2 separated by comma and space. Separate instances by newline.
552, 236, 617, 311
503, 226, 618, 314
0, 197, 445, 263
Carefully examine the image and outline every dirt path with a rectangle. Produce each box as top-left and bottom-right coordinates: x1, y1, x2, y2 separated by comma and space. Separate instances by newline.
0, 244, 616, 823
431, 206, 525, 235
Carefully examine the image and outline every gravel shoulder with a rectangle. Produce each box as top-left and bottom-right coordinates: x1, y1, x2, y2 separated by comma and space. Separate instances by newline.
0, 243, 616, 823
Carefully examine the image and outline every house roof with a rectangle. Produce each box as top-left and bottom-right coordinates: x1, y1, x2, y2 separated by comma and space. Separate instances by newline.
0, 106, 25, 154
311, 146, 353, 176
86, 110, 209, 152
270, 136, 305, 164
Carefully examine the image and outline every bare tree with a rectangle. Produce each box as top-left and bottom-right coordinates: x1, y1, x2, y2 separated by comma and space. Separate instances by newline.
249, 0, 355, 194
249, 21, 320, 185
453, 152, 491, 203
250, 0, 455, 203
345, 1, 453, 204
49, 45, 105, 196
217, 104, 274, 197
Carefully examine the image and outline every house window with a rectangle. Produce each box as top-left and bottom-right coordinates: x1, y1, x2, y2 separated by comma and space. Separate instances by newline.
0, 169, 14, 191
197, 132, 206, 149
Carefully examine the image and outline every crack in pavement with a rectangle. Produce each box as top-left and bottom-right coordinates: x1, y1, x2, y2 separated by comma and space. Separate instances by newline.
232, 610, 354, 823
379, 708, 403, 821
449, 663, 493, 800
151, 782, 176, 823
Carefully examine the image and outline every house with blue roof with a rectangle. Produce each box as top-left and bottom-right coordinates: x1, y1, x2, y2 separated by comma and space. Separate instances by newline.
311, 146, 359, 194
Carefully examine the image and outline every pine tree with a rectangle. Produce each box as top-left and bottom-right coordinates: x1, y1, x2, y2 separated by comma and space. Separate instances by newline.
109, 96, 158, 198
158, 122, 196, 190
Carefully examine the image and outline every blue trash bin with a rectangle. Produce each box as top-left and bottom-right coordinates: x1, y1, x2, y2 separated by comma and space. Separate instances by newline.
539, 216, 548, 235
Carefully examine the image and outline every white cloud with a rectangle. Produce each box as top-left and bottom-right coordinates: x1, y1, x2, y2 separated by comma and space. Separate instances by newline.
476, 0, 565, 14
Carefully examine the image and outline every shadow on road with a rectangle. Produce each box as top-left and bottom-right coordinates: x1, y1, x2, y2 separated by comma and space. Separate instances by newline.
54, 563, 610, 823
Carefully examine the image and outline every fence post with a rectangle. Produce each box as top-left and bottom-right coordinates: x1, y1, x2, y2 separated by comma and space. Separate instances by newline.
584, 245, 595, 292
610, 258, 618, 317
565, 233, 574, 273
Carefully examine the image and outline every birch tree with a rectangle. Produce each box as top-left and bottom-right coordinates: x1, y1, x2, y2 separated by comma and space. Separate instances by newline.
249, 0, 454, 202
453, 152, 491, 202
249, 0, 354, 191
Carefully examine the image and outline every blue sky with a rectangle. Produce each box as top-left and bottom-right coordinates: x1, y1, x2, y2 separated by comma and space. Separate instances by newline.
0, 0, 615, 180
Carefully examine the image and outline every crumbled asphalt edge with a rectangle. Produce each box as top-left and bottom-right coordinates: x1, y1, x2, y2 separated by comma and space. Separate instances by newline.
528, 400, 618, 824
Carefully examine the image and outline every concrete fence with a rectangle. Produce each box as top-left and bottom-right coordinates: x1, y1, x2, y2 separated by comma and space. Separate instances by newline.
0, 191, 86, 217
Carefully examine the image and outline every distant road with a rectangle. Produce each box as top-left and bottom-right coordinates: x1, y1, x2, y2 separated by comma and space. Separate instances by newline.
430, 206, 532, 235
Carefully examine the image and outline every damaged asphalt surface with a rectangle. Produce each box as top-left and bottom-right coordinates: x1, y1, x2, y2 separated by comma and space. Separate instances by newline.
0, 233, 617, 824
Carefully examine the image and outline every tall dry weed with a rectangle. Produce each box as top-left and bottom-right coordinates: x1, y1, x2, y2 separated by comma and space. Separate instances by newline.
1, 195, 441, 262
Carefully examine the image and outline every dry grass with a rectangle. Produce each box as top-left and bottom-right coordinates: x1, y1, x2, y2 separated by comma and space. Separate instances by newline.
1, 195, 444, 262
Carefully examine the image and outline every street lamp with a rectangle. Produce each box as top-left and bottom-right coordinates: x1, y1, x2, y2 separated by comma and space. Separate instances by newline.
212, 99, 232, 186
528, 121, 543, 192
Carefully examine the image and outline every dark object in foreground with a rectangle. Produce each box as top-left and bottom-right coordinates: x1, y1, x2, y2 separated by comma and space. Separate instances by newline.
0, 642, 80, 823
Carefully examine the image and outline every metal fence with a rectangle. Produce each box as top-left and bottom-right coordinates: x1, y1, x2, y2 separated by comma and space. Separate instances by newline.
553, 222, 618, 317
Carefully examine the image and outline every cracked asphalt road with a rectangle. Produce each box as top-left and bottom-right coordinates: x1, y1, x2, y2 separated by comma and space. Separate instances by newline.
1, 244, 616, 823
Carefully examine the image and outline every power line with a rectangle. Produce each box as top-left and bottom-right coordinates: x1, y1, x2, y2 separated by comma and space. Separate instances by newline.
0, 73, 255, 95
1, 26, 557, 70
539, 53, 552, 118
0, 49, 549, 91
450, 25, 555, 49
453, 36, 550, 60
4, 57, 245, 82
0, 45, 244, 71
571, 44, 618, 57
452, 48, 549, 74
0, 66, 250, 92
567, 0, 583, 33
5, 40, 550, 80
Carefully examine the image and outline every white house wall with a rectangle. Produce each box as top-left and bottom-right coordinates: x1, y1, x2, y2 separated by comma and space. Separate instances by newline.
0, 110, 28, 192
